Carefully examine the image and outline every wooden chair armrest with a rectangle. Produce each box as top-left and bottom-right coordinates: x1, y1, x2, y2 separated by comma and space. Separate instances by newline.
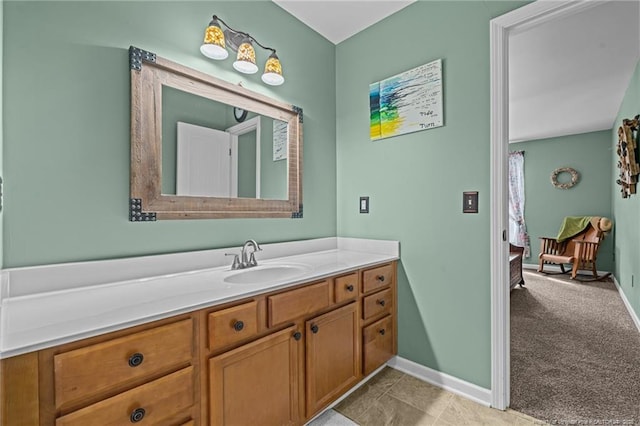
572, 240, 600, 260
539, 237, 563, 255
573, 240, 599, 245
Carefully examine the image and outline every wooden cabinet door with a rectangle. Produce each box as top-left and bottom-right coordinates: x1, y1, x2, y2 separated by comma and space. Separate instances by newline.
305, 302, 359, 417
209, 326, 301, 426
362, 315, 394, 376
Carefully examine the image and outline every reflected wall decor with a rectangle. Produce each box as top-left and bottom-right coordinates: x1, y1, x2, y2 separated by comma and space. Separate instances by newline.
369, 59, 443, 140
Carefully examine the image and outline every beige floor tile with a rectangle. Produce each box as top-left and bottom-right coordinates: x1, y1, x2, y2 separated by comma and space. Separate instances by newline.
507, 408, 543, 424
386, 374, 453, 418
335, 367, 404, 420
356, 394, 438, 426
434, 395, 530, 426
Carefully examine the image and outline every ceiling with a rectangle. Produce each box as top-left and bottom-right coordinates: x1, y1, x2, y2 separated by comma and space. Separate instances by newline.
272, 1, 640, 143
272, 0, 415, 44
509, 1, 640, 142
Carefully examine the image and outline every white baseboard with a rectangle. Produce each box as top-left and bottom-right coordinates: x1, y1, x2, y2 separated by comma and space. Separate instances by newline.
386, 356, 491, 407
612, 275, 640, 334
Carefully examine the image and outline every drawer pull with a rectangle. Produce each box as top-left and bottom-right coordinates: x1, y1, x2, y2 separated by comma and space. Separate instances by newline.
310, 324, 319, 334
293, 331, 302, 341
346, 284, 354, 292
233, 320, 245, 332
377, 299, 386, 307
130, 408, 146, 423
376, 275, 385, 282
379, 328, 386, 336
128, 353, 144, 368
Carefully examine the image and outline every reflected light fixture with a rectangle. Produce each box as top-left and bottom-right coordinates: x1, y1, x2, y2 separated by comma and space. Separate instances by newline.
200, 15, 285, 86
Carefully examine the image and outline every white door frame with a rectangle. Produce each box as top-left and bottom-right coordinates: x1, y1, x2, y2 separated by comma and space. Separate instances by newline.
489, 0, 605, 410
227, 116, 261, 198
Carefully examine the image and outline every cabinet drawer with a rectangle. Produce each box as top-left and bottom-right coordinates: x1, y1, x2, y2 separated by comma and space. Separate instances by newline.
54, 319, 193, 409
334, 272, 358, 303
208, 300, 259, 351
268, 280, 331, 327
363, 315, 394, 376
362, 288, 392, 321
56, 366, 194, 426
362, 264, 393, 294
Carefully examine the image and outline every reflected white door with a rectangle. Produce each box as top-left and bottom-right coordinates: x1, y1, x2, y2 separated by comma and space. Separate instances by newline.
176, 122, 236, 197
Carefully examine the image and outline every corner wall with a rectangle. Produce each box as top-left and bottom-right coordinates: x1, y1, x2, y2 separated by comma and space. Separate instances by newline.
612, 59, 640, 320
3, 1, 336, 268
510, 130, 613, 271
336, 0, 528, 389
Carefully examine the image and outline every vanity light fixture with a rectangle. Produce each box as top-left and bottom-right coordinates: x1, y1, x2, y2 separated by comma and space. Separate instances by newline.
200, 15, 285, 86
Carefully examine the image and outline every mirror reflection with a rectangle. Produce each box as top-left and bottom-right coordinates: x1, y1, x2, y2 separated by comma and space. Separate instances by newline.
161, 86, 288, 200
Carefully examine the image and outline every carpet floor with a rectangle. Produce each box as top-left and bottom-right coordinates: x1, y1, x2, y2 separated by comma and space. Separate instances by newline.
510, 270, 640, 424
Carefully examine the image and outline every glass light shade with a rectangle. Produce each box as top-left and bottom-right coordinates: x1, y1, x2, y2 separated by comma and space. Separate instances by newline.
261, 53, 284, 86
233, 39, 258, 74
201, 19, 228, 60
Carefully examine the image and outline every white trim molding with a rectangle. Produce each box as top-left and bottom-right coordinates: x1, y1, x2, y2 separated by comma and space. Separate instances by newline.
490, 0, 609, 411
387, 356, 491, 407
612, 275, 640, 334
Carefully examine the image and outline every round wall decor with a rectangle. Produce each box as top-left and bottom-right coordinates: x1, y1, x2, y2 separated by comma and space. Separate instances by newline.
551, 167, 579, 189
233, 107, 248, 123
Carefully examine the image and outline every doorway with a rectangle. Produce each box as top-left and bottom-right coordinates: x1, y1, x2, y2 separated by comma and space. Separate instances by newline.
489, 0, 632, 410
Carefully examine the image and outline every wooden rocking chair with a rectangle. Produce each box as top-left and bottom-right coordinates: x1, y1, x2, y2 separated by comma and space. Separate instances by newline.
538, 217, 611, 281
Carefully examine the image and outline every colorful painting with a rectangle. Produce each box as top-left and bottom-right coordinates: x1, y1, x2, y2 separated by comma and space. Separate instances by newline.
370, 59, 443, 140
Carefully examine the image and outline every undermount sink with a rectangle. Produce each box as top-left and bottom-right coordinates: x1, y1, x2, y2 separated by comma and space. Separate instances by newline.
223, 264, 311, 284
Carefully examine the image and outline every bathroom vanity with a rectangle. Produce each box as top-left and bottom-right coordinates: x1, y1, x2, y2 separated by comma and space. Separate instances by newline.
0, 238, 398, 425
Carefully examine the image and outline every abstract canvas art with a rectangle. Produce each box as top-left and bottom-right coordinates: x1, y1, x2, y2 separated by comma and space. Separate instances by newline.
370, 59, 443, 140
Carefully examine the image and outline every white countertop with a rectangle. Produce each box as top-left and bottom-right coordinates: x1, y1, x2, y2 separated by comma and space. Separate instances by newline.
0, 237, 399, 358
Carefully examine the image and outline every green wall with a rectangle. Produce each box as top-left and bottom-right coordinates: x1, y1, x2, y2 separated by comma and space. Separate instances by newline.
612, 59, 640, 320
335, 1, 527, 389
3, 1, 336, 267
237, 131, 257, 198
510, 131, 613, 271
259, 116, 288, 200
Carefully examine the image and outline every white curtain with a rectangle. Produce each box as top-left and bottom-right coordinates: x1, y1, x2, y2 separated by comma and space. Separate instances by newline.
508, 151, 531, 258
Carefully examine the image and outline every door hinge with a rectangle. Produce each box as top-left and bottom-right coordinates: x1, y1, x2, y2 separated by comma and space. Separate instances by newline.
0, 176, 3, 212
502, 230, 507, 241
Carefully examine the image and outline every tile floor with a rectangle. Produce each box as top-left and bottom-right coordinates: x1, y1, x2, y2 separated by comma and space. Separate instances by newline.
324, 367, 541, 425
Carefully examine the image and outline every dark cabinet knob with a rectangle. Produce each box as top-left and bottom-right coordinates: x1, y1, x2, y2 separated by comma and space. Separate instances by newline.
346, 284, 354, 292
376, 275, 385, 282
310, 324, 319, 334
379, 329, 386, 336
293, 331, 302, 341
128, 353, 144, 368
233, 320, 244, 332
130, 408, 145, 423
377, 299, 386, 307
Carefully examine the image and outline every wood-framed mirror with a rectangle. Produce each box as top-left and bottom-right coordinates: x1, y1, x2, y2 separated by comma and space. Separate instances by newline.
129, 46, 303, 221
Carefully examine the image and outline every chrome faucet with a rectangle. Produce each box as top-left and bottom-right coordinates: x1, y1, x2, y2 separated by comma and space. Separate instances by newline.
241, 239, 262, 268
226, 239, 262, 270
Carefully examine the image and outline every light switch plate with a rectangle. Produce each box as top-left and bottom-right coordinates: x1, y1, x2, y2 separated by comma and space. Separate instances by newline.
463, 191, 478, 213
359, 196, 369, 214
